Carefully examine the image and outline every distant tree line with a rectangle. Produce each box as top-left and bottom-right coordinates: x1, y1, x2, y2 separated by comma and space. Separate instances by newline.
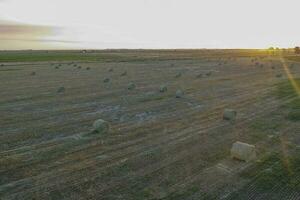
295, 46, 300, 54
268, 47, 300, 54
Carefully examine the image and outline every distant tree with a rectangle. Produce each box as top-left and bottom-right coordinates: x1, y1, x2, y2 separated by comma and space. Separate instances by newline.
268, 47, 275, 55
295, 46, 300, 54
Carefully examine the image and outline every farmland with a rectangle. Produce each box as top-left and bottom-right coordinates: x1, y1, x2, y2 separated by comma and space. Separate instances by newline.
0, 49, 300, 199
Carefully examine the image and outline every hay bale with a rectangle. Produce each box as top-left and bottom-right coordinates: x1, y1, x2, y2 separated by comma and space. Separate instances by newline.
159, 85, 168, 93
271, 66, 275, 69
223, 109, 237, 121
30, 72, 36, 76
196, 74, 203, 78
142, 91, 156, 101
128, 82, 136, 90
175, 72, 182, 78
103, 78, 110, 83
77, 66, 82, 69
55, 66, 59, 69
145, 91, 156, 96
86, 67, 91, 70
175, 90, 184, 98
92, 119, 110, 134
231, 141, 256, 162
57, 87, 65, 93
121, 71, 127, 76
206, 71, 212, 76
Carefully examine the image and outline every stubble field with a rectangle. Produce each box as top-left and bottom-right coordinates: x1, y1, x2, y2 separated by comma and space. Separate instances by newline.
0, 49, 300, 199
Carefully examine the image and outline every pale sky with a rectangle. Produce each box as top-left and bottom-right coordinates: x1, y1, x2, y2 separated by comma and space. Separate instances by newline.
0, 0, 299, 50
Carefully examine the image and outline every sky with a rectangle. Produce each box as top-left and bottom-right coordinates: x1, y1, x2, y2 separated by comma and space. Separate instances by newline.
0, 0, 299, 50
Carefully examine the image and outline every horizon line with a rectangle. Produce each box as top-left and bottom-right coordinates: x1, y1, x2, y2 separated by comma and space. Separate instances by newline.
0, 47, 296, 51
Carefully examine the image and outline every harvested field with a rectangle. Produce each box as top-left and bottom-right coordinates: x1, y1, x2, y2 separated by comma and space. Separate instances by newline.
0, 50, 300, 199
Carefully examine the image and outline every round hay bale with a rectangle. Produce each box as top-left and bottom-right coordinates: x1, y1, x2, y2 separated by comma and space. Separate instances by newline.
142, 91, 156, 101
121, 71, 127, 76
77, 66, 82, 69
231, 141, 256, 162
175, 90, 184, 98
86, 67, 91, 70
128, 82, 136, 90
206, 71, 212, 76
57, 87, 65, 93
103, 78, 110, 83
196, 74, 203, 78
223, 109, 237, 121
55, 66, 59, 69
159, 85, 168, 93
30, 72, 36, 76
175, 72, 182, 78
92, 119, 110, 134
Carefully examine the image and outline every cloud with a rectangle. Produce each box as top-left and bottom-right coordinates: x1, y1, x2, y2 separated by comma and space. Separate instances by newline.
0, 20, 79, 49
0, 38, 80, 44
0, 20, 55, 37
